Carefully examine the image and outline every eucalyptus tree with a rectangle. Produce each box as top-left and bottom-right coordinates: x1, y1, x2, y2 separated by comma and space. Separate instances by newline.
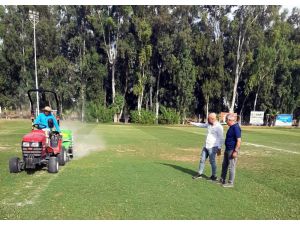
58, 6, 93, 121
227, 6, 262, 113
116, 32, 136, 121
0, 6, 34, 110
193, 6, 230, 118
91, 6, 133, 104
171, 6, 196, 122
132, 6, 153, 114
288, 8, 300, 116
150, 5, 175, 121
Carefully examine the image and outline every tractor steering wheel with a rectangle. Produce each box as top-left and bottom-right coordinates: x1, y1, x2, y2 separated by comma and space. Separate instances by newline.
33, 123, 47, 129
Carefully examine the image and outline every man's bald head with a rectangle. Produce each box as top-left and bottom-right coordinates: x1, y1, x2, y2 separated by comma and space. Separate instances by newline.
208, 113, 217, 119
208, 112, 217, 125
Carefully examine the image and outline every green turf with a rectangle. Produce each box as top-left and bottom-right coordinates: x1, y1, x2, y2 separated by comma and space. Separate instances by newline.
0, 120, 299, 219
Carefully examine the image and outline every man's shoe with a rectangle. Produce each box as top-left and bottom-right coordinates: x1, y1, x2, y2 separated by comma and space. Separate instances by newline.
192, 173, 203, 179
222, 183, 234, 188
209, 175, 218, 181
218, 178, 225, 184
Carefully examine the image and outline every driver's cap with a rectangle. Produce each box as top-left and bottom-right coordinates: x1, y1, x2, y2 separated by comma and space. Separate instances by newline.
43, 106, 52, 112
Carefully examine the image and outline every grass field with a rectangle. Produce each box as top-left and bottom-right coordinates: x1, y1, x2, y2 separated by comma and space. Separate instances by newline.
0, 119, 299, 219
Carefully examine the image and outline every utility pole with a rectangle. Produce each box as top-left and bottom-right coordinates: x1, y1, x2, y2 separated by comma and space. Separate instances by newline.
29, 10, 40, 115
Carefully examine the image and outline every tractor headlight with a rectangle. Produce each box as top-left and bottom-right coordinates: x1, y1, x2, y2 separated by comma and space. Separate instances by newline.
22, 142, 30, 147
31, 142, 40, 147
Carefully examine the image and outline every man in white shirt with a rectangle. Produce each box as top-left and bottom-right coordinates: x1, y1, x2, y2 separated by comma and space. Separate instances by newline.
188, 113, 224, 181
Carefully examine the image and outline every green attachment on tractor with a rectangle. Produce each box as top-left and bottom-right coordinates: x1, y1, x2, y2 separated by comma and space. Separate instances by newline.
61, 129, 74, 159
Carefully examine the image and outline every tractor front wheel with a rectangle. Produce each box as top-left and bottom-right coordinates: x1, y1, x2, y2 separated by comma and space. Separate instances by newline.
58, 147, 67, 166
9, 157, 21, 173
48, 157, 59, 173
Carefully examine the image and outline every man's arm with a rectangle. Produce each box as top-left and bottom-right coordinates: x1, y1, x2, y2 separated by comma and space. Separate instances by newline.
234, 125, 242, 152
34, 114, 41, 125
52, 115, 61, 132
235, 138, 241, 152
189, 122, 208, 128
217, 125, 224, 149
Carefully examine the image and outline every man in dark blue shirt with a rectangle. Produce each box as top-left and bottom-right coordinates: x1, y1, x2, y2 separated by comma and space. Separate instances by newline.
220, 113, 242, 188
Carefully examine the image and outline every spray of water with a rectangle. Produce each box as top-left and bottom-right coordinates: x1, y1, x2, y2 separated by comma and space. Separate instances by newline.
61, 120, 106, 159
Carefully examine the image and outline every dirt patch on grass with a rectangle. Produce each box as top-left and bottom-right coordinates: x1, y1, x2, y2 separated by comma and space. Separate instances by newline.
237, 145, 278, 170
116, 149, 137, 153
237, 153, 267, 171
177, 147, 199, 153
112, 145, 138, 157
0, 145, 12, 151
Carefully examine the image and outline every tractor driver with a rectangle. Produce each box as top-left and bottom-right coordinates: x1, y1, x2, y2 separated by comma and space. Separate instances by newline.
34, 106, 61, 147
34, 106, 61, 133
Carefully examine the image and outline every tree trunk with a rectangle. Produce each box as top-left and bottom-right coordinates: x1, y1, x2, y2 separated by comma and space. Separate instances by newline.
253, 84, 261, 111
118, 70, 129, 122
182, 108, 186, 125
18, 93, 22, 118
230, 30, 246, 113
112, 62, 116, 104
101, 18, 118, 105
229, 10, 257, 112
145, 97, 149, 111
137, 95, 142, 115
230, 71, 239, 113
253, 92, 258, 111
141, 91, 144, 110
80, 37, 86, 122
21, 17, 29, 116
206, 95, 209, 121
149, 84, 153, 110
155, 67, 161, 123
155, 102, 159, 123
138, 68, 145, 115
60, 94, 63, 119
240, 94, 249, 124
81, 85, 85, 122
119, 107, 123, 123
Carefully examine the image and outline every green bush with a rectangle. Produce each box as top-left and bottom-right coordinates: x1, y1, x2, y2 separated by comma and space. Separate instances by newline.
85, 102, 114, 123
130, 110, 140, 124
158, 106, 180, 124
130, 109, 156, 124
111, 93, 124, 114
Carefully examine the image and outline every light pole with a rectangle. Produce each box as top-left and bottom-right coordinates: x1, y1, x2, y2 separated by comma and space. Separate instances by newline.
29, 10, 39, 115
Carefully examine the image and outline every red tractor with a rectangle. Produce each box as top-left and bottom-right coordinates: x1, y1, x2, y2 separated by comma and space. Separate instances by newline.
9, 89, 69, 173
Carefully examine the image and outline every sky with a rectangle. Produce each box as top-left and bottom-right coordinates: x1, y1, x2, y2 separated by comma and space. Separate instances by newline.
281, 5, 300, 14
0, 0, 299, 15
0, 0, 300, 6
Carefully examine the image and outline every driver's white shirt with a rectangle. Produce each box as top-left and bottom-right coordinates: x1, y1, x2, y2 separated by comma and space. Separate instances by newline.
190, 122, 224, 149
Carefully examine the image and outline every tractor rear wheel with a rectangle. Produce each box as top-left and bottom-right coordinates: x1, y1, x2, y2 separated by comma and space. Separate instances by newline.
58, 147, 67, 166
9, 157, 21, 173
48, 157, 59, 173
68, 147, 74, 159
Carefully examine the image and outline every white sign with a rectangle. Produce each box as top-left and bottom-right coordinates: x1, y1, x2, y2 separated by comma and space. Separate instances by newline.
250, 111, 264, 125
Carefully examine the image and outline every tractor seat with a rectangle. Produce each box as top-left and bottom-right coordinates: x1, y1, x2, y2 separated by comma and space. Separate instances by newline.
50, 133, 59, 147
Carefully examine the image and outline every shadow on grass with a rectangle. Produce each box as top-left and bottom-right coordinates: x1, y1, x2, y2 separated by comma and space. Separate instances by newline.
25, 165, 47, 175
158, 163, 209, 179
